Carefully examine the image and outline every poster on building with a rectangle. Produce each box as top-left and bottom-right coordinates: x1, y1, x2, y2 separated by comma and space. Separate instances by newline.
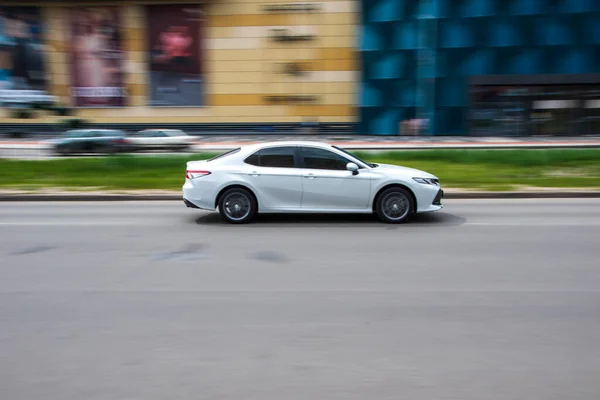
146, 4, 204, 106
0, 6, 52, 106
69, 7, 126, 107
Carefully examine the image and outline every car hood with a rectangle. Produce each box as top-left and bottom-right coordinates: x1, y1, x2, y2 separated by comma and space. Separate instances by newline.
374, 163, 438, 179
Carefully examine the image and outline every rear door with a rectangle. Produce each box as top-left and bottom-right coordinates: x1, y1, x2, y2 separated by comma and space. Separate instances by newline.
242, 146, 304, 209
83, 131, 100, 152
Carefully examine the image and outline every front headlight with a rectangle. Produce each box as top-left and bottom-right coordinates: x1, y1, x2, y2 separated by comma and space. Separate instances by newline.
413, 177, 439, 185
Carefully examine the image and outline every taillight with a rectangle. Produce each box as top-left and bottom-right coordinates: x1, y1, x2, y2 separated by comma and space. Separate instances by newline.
186, 170, 211, 179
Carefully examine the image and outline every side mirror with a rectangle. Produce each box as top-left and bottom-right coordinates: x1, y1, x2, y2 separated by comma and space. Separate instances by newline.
346, 162, 359, 175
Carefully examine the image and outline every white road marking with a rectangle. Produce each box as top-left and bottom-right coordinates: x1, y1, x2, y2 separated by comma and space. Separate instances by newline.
464, 222, 600, 227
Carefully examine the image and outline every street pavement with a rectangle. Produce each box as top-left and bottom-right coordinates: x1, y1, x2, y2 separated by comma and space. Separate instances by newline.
1, 199, 599, 400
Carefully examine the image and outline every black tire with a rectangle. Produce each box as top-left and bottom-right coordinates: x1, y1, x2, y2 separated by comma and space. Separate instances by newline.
218, 187, 257, 224
375, 187, 415, 224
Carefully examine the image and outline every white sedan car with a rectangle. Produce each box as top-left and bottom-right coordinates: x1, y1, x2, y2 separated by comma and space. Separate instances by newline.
183, 141, 443, 224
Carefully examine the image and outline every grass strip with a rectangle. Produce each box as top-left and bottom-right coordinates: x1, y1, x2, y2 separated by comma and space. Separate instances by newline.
0, 149, 599, 191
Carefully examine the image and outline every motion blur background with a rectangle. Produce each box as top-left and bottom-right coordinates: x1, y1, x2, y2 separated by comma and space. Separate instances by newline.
2, 4, 600, 399
1, 0, 600, 136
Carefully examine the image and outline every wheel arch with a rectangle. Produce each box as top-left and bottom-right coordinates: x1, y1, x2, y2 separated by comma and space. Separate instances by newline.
215, 184, 259, 209
372, 183, 417, 212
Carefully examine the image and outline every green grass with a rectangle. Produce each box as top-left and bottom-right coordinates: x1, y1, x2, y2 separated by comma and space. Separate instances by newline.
352, 149, 600, 190
0, 149, 599, 192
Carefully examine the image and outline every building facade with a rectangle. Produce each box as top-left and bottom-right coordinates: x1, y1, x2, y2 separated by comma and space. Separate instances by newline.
1, 0, 600, 136
0, 0, 360, 132
359, 0, 600, 135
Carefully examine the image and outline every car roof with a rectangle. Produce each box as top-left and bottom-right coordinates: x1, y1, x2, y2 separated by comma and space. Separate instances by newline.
65, 129, 121, 134
139, 129, 181, 132
241, 140, 334, 153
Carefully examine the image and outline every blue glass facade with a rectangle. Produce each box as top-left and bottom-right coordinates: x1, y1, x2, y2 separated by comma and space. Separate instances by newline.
358, 0, 600, 135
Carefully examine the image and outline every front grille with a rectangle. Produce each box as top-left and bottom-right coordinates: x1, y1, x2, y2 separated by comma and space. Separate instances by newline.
432, 189, 443, 206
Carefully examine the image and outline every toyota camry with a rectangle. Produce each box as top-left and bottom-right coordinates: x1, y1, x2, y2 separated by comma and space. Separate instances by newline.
183, 141, 443, 224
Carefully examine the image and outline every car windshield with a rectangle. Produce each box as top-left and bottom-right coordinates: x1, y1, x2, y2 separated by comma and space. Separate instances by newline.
103, 130, 123, 136
332, 145, 377, 168
62, 130, 87, 138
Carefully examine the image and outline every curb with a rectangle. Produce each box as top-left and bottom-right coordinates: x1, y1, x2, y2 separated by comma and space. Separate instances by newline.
0, 194, 183, 202
1, 192, 599, 202
443, 192, 600, 199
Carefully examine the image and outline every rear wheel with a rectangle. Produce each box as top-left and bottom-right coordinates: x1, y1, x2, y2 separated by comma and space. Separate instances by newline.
218, 187, 257, 224
375, 187, 414, 224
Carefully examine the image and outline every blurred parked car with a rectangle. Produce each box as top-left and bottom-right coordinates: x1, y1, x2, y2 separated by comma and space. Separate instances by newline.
127, 129, 195, 152
49, 129, 131, 155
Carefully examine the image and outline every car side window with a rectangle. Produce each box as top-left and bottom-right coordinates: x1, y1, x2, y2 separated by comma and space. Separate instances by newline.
245, 152, 260, 166
244, 146, 296, 168
299, 147, 350, 170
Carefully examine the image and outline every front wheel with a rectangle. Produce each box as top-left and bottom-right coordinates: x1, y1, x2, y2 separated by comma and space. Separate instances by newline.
375, 187, 414, 224
218, 187, 257, 224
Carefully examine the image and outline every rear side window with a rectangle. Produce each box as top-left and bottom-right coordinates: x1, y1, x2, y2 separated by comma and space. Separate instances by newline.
245, 153, 259, 166
244, 146, 296, 168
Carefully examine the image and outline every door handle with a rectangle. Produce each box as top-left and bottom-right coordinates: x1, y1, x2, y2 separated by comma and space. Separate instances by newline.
248, 171, 261, 177
303, 174, 316, 179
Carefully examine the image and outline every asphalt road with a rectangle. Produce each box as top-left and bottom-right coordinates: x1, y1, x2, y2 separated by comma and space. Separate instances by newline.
1, 199, 599, 400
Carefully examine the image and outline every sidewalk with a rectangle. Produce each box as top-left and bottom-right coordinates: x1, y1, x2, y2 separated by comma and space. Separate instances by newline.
2, 135, 600, 151
189, 135, 600, 150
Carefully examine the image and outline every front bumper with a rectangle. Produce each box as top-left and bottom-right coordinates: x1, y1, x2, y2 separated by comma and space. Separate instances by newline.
415, 185, 443, 213
432, 188, 443, 206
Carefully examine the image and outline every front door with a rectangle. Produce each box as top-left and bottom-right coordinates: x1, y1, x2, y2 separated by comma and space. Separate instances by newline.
298, 146, 372, 210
